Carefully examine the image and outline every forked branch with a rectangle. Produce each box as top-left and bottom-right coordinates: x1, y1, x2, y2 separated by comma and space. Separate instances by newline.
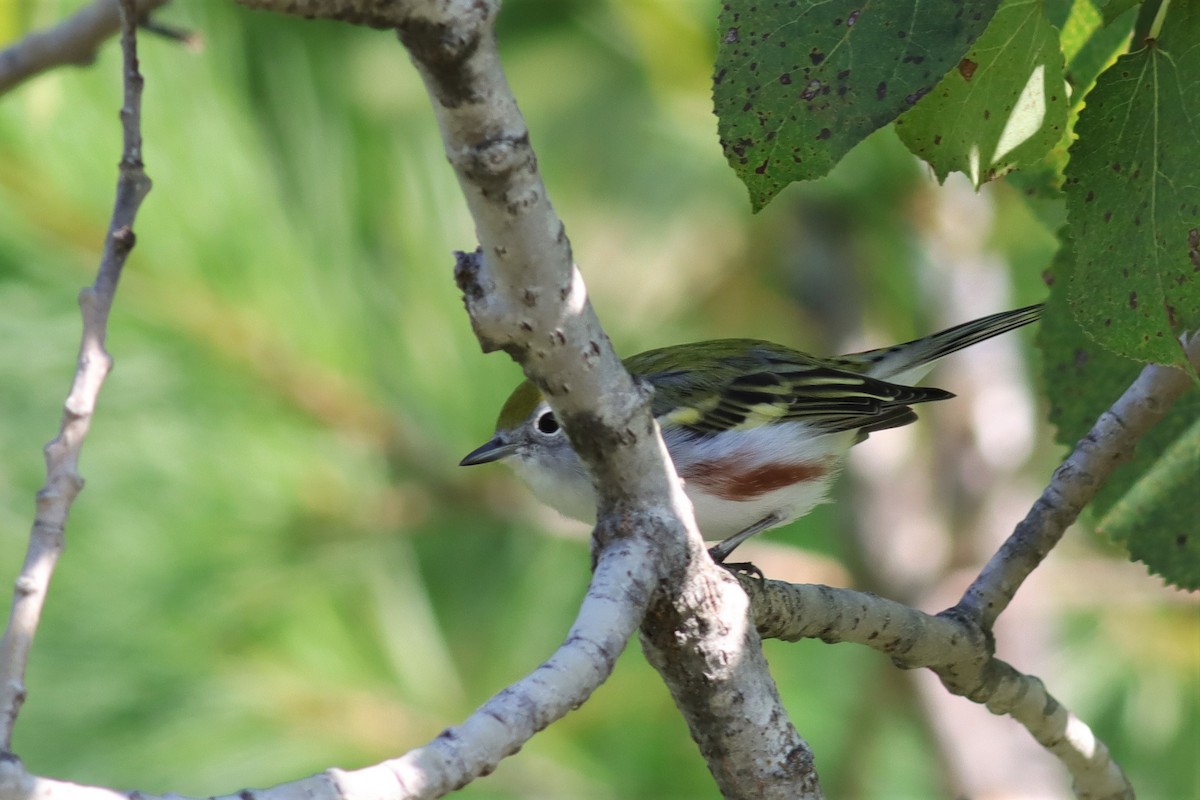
0, 0, 169, 96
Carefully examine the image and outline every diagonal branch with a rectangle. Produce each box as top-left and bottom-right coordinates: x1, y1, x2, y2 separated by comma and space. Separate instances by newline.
337, 539, 657, 797
0, 540, 791, 798
0, 0, 169, 96
956, 332, 1200, 629
0, 0, 152, 752
0, 538, 670, 800
746, 580, 1134, 800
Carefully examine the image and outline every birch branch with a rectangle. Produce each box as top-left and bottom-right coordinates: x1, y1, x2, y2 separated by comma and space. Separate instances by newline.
640, 570, 821, 798
0, 0, 169, 96
390, 1, 820, 794
0, 0, 151, 752
0, 539, 640, 800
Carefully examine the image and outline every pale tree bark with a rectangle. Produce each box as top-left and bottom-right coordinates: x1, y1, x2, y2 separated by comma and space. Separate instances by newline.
959, 332, 1200, 629
0, 0, 152, 752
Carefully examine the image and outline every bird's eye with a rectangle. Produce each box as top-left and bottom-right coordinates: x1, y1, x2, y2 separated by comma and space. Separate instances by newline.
536, 411, 560, 435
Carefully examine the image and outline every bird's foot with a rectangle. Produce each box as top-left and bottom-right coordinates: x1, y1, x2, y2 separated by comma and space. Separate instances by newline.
708, 549, 765, 584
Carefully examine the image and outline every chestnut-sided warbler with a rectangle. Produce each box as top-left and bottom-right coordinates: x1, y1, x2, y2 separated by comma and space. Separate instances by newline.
461, 305, 1041, 562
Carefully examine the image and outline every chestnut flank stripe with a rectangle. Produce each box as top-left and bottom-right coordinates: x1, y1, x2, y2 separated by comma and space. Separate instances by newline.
682, 458, 827, 501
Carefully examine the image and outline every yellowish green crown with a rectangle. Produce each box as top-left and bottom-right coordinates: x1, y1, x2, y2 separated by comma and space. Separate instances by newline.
496, 379, 543, 429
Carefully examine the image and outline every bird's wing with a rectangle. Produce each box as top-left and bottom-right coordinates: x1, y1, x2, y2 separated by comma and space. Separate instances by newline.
629, 340, 952, 436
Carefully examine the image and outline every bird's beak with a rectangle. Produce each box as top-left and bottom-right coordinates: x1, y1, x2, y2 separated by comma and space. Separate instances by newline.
459, 436, 517, 466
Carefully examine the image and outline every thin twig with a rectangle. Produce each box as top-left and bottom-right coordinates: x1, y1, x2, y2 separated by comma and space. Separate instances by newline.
137, 18, 203, 52
0, 0, 151, 752
957, 333, 1200, 629
0, 0, 169, 96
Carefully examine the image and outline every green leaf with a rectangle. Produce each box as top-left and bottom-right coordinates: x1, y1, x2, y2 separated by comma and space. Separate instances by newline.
713, 0, 1000, 210
1100, 0, 1142, 27
1098, 419, 1200, 590
1041, 237, 1143, 441
895, 0, 1068, 187
1063, 1, 1200, 365
1041, 234, 1200, 590
1061, 0, 1136, 92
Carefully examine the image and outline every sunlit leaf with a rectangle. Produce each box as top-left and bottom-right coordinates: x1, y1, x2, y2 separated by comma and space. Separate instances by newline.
896, 0, 1068, 187
1004, 0, 1135, 198
1060, 0, 1135, 91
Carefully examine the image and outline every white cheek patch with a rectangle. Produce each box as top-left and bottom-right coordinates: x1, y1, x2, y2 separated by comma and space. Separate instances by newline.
507, 448, 597, 525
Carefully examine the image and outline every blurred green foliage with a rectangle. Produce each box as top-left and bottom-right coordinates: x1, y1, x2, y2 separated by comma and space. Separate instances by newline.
716, 0, 1200, 587
0, 1, 1195, 798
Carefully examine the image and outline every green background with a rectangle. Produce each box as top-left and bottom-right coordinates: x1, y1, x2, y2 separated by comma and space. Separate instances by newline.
0, 1, 1195, 798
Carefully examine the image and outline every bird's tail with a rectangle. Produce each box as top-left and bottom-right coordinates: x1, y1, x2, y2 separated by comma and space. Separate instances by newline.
847, 304, 1043, 384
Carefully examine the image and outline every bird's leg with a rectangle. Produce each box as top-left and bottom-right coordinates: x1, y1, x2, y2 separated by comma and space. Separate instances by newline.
707, 511, 786, 565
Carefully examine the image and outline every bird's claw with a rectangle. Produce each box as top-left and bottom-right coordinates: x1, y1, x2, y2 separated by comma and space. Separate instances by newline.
708, 549, 766, 584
